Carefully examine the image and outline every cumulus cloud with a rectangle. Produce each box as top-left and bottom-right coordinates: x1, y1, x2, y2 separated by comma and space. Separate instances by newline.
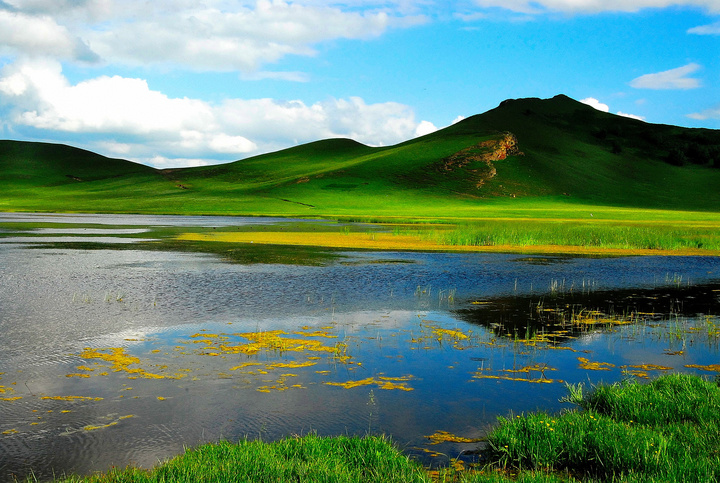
580, 97, 644, 120
470, 0, 720, 14
580, 97, 609, 112
629, 63, 702, 90
688, 21, 720, 34
687, 105, 720, 120
0, 59, 432, 167
414, 120, 438, 136
0, 0, 412, 72
617, 111, 645, 121
0, 10, 99, 61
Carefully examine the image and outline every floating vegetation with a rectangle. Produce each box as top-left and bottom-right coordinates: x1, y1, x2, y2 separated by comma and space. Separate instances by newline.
472, 374, 561, 384
325, 375, 414, 391
577, 357, 616, 371
425, 430, 483, 445
0, 397, 22, 401
79, 347, 185, 380
40, 396, 103, 401
684, 364, 720, 372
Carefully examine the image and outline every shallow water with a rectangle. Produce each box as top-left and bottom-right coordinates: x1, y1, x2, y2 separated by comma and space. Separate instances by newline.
1, 213, 719, 481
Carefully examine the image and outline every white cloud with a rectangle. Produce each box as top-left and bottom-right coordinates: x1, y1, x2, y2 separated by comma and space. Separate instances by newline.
629, 63, 702, 90
240, 71, 311, 82
580, 97, 644, 120
0, 58, 430, 168
617, 111, 645, 121
470, 0, 720, 14
0, 10, 98, 61
414, 120, 437, 136
0, 1, 419, 72
688, 21, 720, 34
580, 97, 609, 112
687, 105, 720, 120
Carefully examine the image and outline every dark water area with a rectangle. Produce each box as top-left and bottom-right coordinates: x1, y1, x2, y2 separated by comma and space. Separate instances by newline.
1, 213, 719, 481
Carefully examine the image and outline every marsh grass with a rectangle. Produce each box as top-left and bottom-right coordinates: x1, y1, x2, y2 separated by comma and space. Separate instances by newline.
431, 221, 720, 252
484, 374, 720, 482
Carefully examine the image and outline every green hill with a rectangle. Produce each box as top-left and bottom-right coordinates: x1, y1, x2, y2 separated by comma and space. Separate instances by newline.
2, 95, 720, 219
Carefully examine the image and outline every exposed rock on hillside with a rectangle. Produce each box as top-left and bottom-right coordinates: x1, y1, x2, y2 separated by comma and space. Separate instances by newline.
438, 133, 522, 188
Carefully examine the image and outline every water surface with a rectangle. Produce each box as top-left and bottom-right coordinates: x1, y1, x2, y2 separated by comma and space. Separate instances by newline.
1, 213, 719, 481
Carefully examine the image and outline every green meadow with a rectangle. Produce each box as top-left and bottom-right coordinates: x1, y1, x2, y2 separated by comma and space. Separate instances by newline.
3, 95, 720, 255
46, 374, 720, 483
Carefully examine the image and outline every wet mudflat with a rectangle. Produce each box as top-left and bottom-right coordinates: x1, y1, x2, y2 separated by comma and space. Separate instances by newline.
1, 213, 719, 482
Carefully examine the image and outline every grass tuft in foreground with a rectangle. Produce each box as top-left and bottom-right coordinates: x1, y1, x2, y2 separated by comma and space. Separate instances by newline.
54, 434, 432, 483
483, 373, 720, 482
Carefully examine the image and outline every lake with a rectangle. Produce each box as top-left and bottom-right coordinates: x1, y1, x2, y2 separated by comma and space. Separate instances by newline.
1, 213, 719, 481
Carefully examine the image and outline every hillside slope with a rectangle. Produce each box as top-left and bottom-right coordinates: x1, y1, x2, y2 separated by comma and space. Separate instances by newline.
1, 95, 719, 217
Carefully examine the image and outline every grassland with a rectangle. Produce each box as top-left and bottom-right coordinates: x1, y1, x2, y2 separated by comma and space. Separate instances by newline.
46, 374, 720, 482
2, 95, 720, 255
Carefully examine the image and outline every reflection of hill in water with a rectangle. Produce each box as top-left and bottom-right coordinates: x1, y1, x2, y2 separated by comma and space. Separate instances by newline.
453, 282, 720, 342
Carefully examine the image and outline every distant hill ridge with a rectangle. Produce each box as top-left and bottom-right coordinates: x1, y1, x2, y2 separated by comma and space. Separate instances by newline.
2, 94, 720, 215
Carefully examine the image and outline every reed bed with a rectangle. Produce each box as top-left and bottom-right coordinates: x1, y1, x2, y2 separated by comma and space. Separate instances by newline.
430, 221, 720, 252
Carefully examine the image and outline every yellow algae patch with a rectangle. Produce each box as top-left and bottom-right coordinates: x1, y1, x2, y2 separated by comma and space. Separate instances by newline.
325, 377, 376, 389
177, 231, 720, 256
426, 430, 483, 445
624, 370, 649, 379
268, 361, 317, 369
578, 357, 615, 371
157, 397, 166, 401
472, 374, 559, 384
432, 327, 469, 340
0, 386, 14, 394
41, 396, 103, 401
502, 364, 557, 375
2, 429, 18, 435
230, 362, 262, 371
325, 376, 414, 391
0, 397, 22, 401
84, 422, 118, 431
685, 364, 720, 372
218, 331, 345, 360
573, 312, 636, 326
293, 330, 338, 338
66, 373, 91, 378
79, 347, 168, 379
622, 364, 673, 371
378, 381, 414, 391
76, 365, 95, 372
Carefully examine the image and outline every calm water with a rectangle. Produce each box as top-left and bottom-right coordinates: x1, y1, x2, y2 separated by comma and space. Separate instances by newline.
1, 213, 719, 481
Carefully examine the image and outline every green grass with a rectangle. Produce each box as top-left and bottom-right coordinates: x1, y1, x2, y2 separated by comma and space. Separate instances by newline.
52, 434, 433, 483
2, 95, 720, 220
484, 374, 720, 482
429, 219, 720, 251
40, 375, 720, 483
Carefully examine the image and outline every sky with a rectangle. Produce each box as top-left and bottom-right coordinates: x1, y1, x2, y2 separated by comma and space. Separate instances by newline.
0, 1, 718, 169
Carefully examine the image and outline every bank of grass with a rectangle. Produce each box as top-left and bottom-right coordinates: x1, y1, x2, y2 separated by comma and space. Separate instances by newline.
431, 219, 720, 252
175, 216, 720, 256
47, 374, 719, 483
481, 373, 720, 482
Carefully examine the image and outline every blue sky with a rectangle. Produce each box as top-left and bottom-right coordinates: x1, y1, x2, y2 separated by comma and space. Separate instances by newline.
0, 1, 718, 168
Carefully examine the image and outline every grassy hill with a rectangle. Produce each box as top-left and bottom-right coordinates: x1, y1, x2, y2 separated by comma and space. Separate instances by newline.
2, 95, 720, 219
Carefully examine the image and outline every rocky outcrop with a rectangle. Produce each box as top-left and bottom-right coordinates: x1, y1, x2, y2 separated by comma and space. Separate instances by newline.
438, 133, 522, 187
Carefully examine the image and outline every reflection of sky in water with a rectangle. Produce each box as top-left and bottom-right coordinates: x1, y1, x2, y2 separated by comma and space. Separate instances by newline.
1, 214, 720, 481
